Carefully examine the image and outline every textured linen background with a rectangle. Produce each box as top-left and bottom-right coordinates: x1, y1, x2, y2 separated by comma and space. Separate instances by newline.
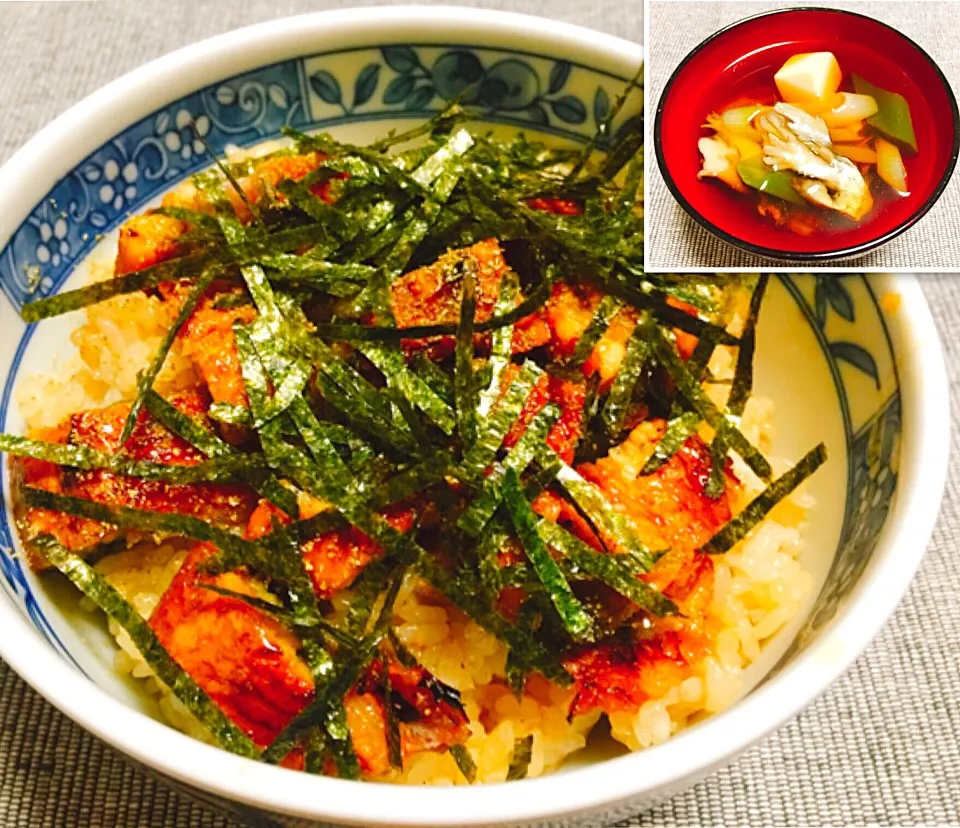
646, 0, 960, 270
0, 2, 957, 827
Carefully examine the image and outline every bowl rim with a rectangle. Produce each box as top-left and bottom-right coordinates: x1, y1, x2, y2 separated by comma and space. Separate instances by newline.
0, 8, 949, 827
652, 6, 960, 263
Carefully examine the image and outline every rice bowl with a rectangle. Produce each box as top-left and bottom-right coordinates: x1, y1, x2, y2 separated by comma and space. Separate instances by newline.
0, 8, 947, 827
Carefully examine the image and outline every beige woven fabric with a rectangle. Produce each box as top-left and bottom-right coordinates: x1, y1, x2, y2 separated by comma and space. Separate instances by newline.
646, 0, 960, 270
1, 2, 958, 827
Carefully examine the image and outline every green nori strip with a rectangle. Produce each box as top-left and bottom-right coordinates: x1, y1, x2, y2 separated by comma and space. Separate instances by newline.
505, 653, 527, 699
20, 252, 218, 322
726, 274, 768, 418
143, 391, 230, 457
503, 468, 593, 640
567, 64, 643, 182
152, 204, 224, 232
457, 404, 560, 537
308, 278, 552, 343
600, 317, 649, 437
506, 734, 535, 781
382, 667, 404, 769
459, 361, 543, 483
593, 272, 739, 347
270, 519, 322, 624
570, 295, 624, 368
388, 628, 418, 669
410, 354, 454, 406
119, 269, 216, 444
263, 573, 403, 765
366, 450, 452, 510
0, 433, 265, 483
474, 520, 508, 595
237, 263, 282, 332
476, 272, 520, 419
313, 371, 416, 458
305, 729, 327, 775
23, 487, 259, 568
307, 339, 399, 426
261, 255, 373, 296
550, 458, 655, 570
449, 744, 477, 783
142, 391, 298, 516
208, 402, 252, 427
454, 260, 478, 447
34, 536, 259, 758
411, 129, 475, 189
686, 325, 724, 383
276, 179, 352, 238
261, 640, 374, 765
211, 292, 252, 310
363, 345, 456, 435
705, 435, 728, 500
196, 130, 266, 228
537, 519, 676, 616
704, 443, 827, 555
233, 324, 270, 423
345, 558, 402, 637
649, 325, 772, 481
641, 411, 701, 475
324, 696, 362, 780
0, 434, 253, 483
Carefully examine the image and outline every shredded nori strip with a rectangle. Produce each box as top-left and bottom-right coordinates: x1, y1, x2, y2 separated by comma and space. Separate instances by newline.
460, 361, 542, 483
34, 536, 260, 758
537, 519, 676, 616
600, 316, 649, 437
477, 272, 520, 418
307, 279, 552, 343
20, 253, 218, 322
0, 433, 264, 483
649, 324, 772, 481
454, 260, 478, 447
704, 443, 827, 554
449, 744, 478, 783
24, 487, 259, 568
119, 270, 216, 444
726, 274, 768, 418
641, 411, 701, 475
570, 295, 624, 368
506, 734, 535, 781
503, 468, 593, 640
364, 345, 456, 435
550, 458, 655, 570
457, 404, 560, 537
382, 667, 404, 769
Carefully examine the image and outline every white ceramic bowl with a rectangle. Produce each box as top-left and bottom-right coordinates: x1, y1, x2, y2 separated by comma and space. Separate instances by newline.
0, 8, 949, 827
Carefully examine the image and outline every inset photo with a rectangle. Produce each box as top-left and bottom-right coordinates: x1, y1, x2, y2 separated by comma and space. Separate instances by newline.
647, 1, 960, 270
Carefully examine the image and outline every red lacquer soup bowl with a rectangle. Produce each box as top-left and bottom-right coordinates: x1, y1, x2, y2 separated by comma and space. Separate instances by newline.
654, 7, 960, 261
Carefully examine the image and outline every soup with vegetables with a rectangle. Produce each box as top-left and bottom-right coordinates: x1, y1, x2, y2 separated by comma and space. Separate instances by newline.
698, 50, 917, 238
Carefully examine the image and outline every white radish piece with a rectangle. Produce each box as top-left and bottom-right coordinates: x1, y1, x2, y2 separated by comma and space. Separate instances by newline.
821, 93, 879, 127
719, 105, 765, 139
